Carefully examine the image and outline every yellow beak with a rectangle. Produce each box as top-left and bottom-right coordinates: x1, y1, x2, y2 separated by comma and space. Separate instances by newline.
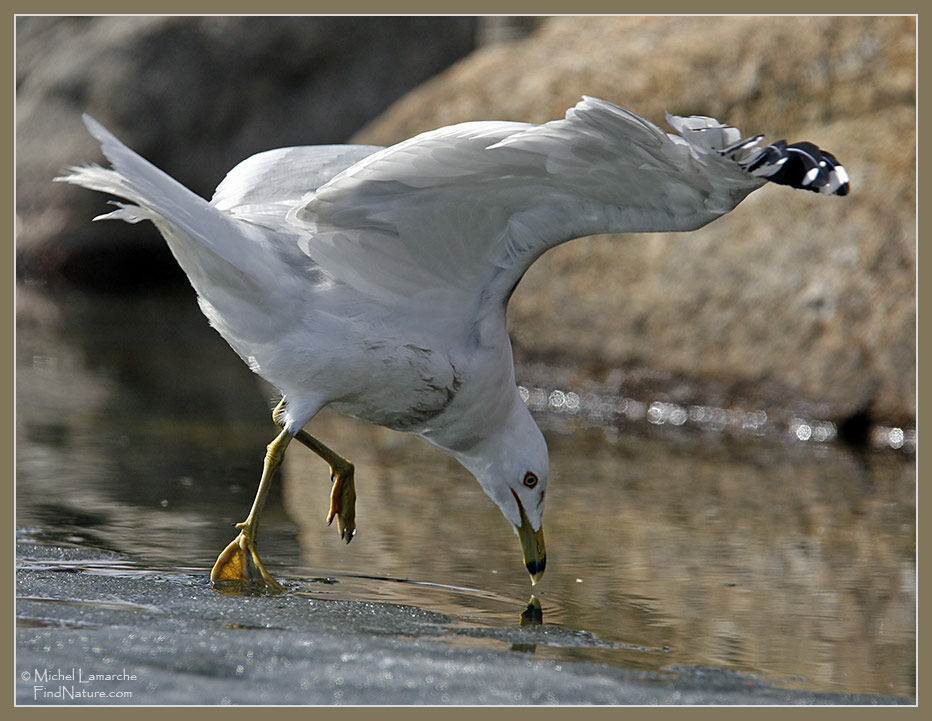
514, 493, 546, 584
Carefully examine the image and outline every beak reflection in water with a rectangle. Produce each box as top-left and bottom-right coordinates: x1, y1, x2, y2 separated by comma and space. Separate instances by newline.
520, 594, 543, 626
513, 595, 543, 653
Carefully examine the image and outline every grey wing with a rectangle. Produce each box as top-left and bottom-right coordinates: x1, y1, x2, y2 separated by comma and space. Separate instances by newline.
286, 97, 847, 329
287, 98, 768, 315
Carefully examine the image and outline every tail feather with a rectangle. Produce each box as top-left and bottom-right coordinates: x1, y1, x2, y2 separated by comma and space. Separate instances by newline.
56, 116, 276, 292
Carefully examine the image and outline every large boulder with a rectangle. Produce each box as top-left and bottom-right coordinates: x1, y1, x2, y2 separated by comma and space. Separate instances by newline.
352, 16, 916, 426
16, 15, 477, 288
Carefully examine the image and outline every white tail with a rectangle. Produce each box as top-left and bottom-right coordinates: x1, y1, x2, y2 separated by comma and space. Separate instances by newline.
56, 116, 280, 297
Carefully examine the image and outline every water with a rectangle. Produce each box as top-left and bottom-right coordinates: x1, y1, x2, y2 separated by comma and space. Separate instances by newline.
16, 284, 916, 700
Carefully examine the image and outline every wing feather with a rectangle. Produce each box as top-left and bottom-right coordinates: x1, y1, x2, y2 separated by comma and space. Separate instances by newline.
286, 98, 779, 318
211, 144, 383, 229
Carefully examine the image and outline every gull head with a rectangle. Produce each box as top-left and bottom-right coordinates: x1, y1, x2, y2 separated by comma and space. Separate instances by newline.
446, 397, 549, 584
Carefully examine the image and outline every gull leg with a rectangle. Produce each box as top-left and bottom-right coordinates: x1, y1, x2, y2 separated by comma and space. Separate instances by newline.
211, 428, 292, 591
272, 399, 357, 542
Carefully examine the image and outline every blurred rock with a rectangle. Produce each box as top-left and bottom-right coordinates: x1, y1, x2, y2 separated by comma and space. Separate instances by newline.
16, 15, 477, 288
353, 16, 916, 425
16, 16, 915, 427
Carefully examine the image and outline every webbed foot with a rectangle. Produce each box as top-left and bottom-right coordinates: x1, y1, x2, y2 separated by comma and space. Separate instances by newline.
327, 461, 356, 542
211, 526, 284, 592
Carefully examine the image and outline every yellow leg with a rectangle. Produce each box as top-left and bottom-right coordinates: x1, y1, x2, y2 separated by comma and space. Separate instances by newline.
210, 428, 292, 591
272, 399, 356, 542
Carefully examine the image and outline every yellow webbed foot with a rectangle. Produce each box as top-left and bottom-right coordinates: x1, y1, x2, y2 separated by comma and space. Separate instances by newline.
210, 530, 283, 592
327, 462, 356, 543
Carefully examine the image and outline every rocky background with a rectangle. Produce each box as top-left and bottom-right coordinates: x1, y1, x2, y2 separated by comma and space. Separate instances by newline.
16, 16, 916, 429
16, 15, 479, 286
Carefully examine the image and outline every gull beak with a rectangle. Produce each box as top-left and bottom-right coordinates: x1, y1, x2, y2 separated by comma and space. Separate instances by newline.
513, 492, 546, 584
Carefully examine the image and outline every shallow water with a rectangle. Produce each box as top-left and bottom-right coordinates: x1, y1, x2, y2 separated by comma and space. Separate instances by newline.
16, 284, 916, 700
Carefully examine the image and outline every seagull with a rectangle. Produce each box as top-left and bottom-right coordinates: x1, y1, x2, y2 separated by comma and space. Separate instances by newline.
57, 96, 849, 591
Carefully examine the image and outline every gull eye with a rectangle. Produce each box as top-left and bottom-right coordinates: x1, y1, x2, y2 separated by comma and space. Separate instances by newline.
523, 471, 538, 488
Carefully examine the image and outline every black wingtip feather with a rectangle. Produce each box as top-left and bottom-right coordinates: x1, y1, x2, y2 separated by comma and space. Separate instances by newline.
742, 139, 850, 196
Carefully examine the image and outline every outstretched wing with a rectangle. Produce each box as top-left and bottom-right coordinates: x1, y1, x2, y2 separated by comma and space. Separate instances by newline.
288, 96, 847, 322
